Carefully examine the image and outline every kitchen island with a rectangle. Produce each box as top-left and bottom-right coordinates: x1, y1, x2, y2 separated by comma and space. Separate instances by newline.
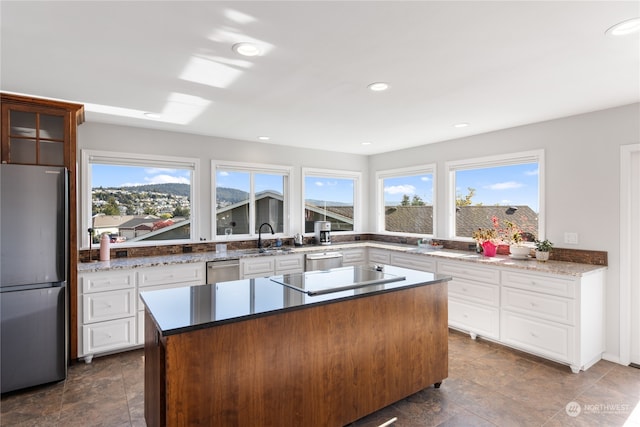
141, 265, 451, 427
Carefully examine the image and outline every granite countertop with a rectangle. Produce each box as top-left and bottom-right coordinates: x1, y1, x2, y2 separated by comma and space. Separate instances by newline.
140, 265, 450, 336
78, 241, 606, 277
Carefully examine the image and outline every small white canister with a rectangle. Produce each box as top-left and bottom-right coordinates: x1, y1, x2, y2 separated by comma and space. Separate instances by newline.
100, 233, 111, 261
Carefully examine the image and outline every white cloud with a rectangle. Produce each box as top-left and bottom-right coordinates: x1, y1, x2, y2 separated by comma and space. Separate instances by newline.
385, 184, 416, 195
315, 181, 324, 187
420, 176, 431, 182
485, 181, 523, 190
144, 174, 190, 185
525, 168, 539, 176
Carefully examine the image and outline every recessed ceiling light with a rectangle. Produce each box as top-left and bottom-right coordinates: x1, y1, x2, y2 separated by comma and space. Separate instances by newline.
144, 112, 161, 119
361, 142, 372, 146
258, 136, 270, 141
453, 122, 469, 128
232, 42, 261, 57
368, 82, 390, 92
605, 17, 640, 36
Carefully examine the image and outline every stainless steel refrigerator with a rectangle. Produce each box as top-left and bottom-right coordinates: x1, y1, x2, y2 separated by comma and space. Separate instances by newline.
1, 164, 68, 393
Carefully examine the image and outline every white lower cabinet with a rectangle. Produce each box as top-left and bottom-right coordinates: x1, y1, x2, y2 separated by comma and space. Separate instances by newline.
82, 317, 136, 358
368, 248, 390, 265
389, 252, 436, 272
500, 269, 604, 373
341, 248, 367, 267
241, 254, 304, 278
439, 261, 500, 340
438, 258, 605, 373
136, 263, 205, 345
78, 269, 136, 362
78, 262, 205, 362
240, 257, 276, 279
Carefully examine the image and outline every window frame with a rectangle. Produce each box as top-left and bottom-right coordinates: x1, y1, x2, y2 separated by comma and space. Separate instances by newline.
301, 167, 362, 235
445, 149, 545, 242
80, 149, 200, 249
212, 160, 293, 241
375, 164, 436, 237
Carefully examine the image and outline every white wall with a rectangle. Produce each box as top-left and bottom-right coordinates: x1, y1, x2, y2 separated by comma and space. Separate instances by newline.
368, 102, 640, 363
77, 122, 369, 241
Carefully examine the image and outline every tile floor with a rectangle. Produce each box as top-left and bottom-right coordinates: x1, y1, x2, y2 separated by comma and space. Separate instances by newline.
2, 330, 639, 426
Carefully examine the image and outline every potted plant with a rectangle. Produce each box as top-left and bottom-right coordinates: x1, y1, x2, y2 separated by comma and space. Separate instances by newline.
472, 228, 499, 257
503, 220, 530, 258
534, 239, 553, 261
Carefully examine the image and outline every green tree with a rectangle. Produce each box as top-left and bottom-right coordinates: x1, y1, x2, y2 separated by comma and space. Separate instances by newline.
411, 195, 425, 206
102, 196, 120, 215
456, 187, 477, 207
173, 205, 190, 218
143, 206, 158, 215
400, 194, 410, 206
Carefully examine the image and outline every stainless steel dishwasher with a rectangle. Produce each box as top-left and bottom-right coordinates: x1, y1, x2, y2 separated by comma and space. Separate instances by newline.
206, 259, 240, 284
305, 252, 343, 271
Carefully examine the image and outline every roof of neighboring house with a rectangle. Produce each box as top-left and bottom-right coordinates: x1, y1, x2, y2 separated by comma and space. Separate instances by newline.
93, 214, 159, 228
128, 219, 191, 242
456, 205, 538, 238
385, 206, 433, 234
118, 217, 157, 230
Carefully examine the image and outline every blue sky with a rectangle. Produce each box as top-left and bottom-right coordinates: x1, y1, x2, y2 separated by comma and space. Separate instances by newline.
455, 163, 539, 212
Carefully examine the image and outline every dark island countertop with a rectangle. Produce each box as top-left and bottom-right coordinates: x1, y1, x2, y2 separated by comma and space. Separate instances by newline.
141, 264, 451, 336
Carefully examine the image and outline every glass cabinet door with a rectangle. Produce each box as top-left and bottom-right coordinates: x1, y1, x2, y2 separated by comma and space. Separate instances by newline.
5, 109, 66, 165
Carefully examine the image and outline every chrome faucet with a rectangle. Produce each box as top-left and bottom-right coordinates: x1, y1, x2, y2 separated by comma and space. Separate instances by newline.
258, 222, 275, 252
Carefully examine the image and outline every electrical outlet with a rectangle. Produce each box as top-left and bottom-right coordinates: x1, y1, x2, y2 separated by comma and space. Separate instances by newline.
115, 250, 128, 258
564, 232, 579, 244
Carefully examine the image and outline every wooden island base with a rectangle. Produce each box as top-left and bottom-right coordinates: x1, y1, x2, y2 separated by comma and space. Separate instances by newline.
145, 280, 448, 427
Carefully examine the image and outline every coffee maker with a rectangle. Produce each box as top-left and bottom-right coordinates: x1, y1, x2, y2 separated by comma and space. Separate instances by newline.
314, 221, 331, 245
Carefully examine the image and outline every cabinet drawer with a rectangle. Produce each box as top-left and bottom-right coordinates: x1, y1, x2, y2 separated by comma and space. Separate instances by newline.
501, 311, 573, 363
240, 258, 275, 277
82, 289, 135, 324
449, 278, 499, 306
342, 249, 366, 266
82, 317, 136, 356
438, 261, 500, 284
368, 249, 390, 264
137, 263, 204, 287
390, 253, 436, 272
502, 287, 575, 325
275, 254, 304, 273
501, 270, 575, 298
80, 270, 135, 293
448, 298, 500, 339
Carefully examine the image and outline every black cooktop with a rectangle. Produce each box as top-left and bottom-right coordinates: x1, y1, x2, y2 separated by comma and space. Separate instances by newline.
269, 265, 406, 296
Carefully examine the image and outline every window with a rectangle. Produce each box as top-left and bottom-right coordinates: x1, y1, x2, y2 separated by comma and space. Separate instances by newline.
214, 161, 291, 239
447, 150, 544, 241
81, 150, 199, 247
376, 165, 435, 235
302, 168, 360, 234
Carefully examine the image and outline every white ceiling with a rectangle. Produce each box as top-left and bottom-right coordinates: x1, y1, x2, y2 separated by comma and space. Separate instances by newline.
1, 1, 638, 155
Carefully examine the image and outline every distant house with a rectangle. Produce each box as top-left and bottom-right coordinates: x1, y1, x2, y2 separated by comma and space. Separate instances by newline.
92, 214, 158, 240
